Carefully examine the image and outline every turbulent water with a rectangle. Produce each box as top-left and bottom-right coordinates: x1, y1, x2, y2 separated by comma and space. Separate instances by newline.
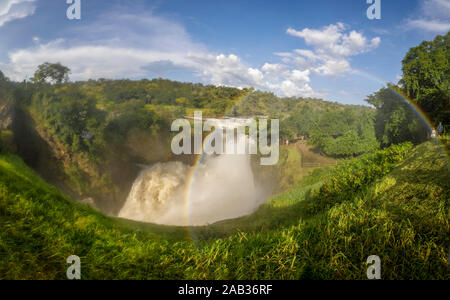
118, 118, 264, 226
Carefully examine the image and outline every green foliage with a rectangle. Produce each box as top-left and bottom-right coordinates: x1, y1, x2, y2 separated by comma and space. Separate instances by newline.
31, 85, 106, 152
366, 33, 449, 147
366, 86, 429, 146
27, 78, 250, 157
1, 142, 448, 280
81, 78, 249, 114
22, 77, 251, 207
400, 32, 450, 125
281, 106, 379, 157
0, 71, 13, 104
0, 130, 16, 153
307, 142, 413, 214
175, 97, 190, 107
234, 91, 343, 118
314, 109, 379, 157
33, 62, 71, 85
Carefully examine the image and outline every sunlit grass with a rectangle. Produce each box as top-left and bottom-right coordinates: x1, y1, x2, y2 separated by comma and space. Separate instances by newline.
0, 143, 448, 279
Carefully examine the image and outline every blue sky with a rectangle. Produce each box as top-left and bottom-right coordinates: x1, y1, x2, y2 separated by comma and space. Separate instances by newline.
0, 0, 449, 105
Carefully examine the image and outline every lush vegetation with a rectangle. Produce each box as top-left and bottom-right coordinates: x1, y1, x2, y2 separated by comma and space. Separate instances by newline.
9, 76, 252, 210
282, 106, 379, 157
231, 90, 343, 118
367, 32, 449, 147
33, 62, 71, 85
0, 62, 381, 208
0, 32, 448, 280
0, 142, 448, 279
231, 90, 379, 157
366, 86, 429, 146
400, 32, 449, 126
306, 142, 413, 214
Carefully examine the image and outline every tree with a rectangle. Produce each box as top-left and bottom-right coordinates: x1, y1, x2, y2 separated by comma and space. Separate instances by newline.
33, 62, 71, 85
366, 86, 428, 146
175, 97, 190, 107
400, 32, 450, 125
308, 108, 379, 157
0, 70, 11, 102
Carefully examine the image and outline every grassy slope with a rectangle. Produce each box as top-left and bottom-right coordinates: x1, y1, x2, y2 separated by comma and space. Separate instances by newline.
0, 143, 448, 279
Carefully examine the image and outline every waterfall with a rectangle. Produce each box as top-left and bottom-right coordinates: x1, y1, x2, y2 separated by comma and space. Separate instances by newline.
118, 118, 264, 226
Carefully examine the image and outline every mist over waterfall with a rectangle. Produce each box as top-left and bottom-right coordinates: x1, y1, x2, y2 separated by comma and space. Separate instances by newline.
118, 118, 265, 226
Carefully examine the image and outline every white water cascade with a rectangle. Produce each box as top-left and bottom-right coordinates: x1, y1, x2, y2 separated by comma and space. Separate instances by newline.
118, 118, 265, 226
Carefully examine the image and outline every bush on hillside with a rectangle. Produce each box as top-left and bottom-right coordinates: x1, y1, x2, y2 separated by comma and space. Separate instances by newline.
308, 142, 413, 214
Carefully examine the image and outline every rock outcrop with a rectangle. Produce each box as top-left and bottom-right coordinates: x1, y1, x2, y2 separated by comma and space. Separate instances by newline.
0, 102, 16, 131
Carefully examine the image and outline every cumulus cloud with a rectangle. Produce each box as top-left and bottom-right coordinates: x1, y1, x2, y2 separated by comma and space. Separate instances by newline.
1, 7, 319, 97
0, 0, 36, 27
406, 0, 450, 33
2, 11, 205, 81
285, 23, 380, 76
2, 10, 377, 98
187, 53, 316, 97
189, 53, 257, 87
2, 7, 380, 98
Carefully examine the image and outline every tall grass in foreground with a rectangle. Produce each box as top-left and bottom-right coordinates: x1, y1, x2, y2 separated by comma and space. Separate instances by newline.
0, 143, 448, 279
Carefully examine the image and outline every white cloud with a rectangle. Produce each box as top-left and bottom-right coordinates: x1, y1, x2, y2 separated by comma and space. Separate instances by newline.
290, 69, 310, 83
0, 0, 36, 27
406, 18, 450, 33
186, 53, 317, 97
1, 8, 320, 98
423, 0, 450, 19
315, 59, 351, 76
3, 11, 377, 98
287, 23, 345, 49
188, 53, 261, 87
6, 41, 194, 81
284, 23, 380, 76
2, 11, 205, 81
294, 49, 319, 61
262, 63, 286, 74
406, 0, 450, 33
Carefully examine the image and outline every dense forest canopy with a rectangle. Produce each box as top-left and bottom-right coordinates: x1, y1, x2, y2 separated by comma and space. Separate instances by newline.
279, 104, 378, 157
366, 85, 429, 146
400, 32, 449, 126
366, 31, 449, 146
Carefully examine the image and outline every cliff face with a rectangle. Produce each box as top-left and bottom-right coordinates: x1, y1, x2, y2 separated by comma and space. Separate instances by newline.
0, 102, 16, 131
0, 101, 195, 215
1, 103, 170, 215
0, 102, 120, 212
0, 102, 72, 194
18, 108, 137, 214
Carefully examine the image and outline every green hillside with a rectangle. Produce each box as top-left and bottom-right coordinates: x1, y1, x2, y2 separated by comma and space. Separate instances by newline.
0, 142, 448, 279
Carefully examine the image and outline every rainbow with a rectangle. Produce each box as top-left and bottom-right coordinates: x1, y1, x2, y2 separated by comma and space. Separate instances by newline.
182, 71, 449, 237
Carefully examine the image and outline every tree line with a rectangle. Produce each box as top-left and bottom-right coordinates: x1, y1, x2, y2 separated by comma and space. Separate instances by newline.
1, 32, 448, 159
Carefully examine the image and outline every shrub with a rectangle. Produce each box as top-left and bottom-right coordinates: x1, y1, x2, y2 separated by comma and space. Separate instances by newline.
307, 142, 413, 214
0, 130, 16, 153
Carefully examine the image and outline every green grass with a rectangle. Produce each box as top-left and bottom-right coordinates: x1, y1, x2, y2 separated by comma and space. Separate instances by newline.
0, 143, 449, 279
276, 146, 305, 190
